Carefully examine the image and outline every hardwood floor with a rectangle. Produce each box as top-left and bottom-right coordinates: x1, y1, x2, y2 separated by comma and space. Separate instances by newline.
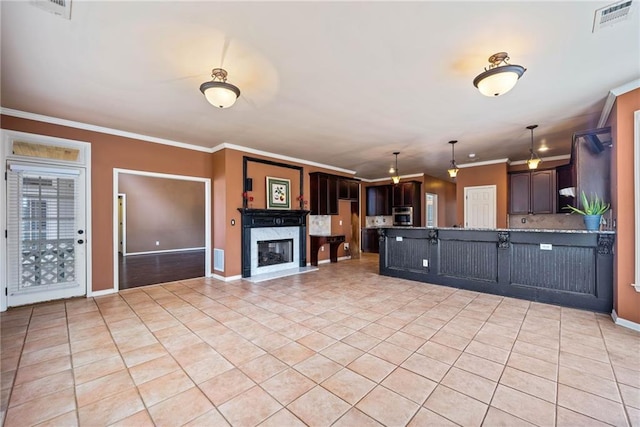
118, 249, 205, 289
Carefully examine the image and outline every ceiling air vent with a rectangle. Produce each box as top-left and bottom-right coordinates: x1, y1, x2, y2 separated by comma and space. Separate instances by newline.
593, 0, 634, 32
30, 0, 71, 20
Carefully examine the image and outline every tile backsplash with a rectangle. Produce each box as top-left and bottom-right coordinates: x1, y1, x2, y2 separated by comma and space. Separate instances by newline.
365, 216, 393, 227
508, 213, 584, 230
309, 215, 331, 235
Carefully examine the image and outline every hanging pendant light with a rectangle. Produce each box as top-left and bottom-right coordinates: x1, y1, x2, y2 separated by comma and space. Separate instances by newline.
473, 52, 526, 97
526, 124, 542, 170
200, 68, 241, 109
447, 140, 459, 178
390, 152, 401, 184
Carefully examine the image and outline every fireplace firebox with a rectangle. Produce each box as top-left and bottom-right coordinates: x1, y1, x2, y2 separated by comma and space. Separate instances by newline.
258, 239, 293, 267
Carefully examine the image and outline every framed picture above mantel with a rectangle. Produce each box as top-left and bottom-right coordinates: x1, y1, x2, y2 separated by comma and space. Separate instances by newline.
266, 176, 291, 209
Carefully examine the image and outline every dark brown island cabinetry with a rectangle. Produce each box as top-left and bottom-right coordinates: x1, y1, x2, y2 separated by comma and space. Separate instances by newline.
366, 185, 392, 216
309, 172, 360, 215
509, 169, 556, 214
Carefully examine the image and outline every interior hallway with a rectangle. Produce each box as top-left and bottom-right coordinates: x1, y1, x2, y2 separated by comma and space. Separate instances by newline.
1, 255, 639, 426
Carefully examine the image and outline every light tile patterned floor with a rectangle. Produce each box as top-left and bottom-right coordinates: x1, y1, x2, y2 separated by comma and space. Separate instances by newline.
1, 254, 639, 426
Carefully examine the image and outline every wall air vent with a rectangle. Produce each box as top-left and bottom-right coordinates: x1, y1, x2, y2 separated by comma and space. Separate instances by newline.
593, 0, 634, 32
214, 248, 224, 272
30, 0, 71, 20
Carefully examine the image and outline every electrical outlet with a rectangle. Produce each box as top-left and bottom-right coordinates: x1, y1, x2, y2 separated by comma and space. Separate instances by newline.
339, 220, 343, 226
422, 259, 429, 267
344, 243, 349, 250
155, 241, 160, 246
321, 246, 325, 251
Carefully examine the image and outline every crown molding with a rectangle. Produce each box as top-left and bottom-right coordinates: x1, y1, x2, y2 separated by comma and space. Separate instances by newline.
457, 158, 511, 168
211, 143, 356, 175
598, 78, 640, 128
361, 173, 425, 183
509, 154, 571, 166
1, 108, 214, 153
1, 108, 357, 176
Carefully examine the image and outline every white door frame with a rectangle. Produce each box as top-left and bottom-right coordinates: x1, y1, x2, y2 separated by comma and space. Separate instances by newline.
118, 193, 127, 256
425, 193, 438, 227
464, 185, 497, 229
112, 168, 211, 292
1, 130, 92, 311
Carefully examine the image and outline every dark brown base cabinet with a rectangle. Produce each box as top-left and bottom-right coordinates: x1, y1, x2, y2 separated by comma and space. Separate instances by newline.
378, 227, 614, 313
361, 228, 379, 253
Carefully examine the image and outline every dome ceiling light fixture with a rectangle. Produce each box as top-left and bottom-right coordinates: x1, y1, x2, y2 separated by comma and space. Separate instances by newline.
447, 140, 459, 178
473, 52, 526, 97
390, 152, 401, 184
526, 124, 542, 170
199, 68, 241, 109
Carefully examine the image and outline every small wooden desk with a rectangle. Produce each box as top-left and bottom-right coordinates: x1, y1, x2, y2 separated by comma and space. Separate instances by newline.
310, 235, 345, 266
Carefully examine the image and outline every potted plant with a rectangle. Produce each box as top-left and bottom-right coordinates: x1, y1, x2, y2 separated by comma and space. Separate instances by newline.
564, 191, 610, 231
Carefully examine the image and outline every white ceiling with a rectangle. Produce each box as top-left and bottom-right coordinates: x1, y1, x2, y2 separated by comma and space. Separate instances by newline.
1, 1, 638, 179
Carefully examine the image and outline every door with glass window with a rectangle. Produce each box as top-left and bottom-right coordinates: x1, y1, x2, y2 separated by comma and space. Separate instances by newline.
6, 162, 86, 306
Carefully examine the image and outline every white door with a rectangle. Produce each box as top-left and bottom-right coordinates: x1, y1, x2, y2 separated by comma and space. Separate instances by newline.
6, 162, 87, 306
464, 185, 496, 228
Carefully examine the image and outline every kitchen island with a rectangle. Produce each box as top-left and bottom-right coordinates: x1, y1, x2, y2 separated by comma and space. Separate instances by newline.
378, 227, 615, 313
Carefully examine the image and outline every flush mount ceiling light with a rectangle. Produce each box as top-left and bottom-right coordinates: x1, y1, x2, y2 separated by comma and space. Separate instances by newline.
526, 124, 542, 170
447, 140, 459, 178
473, 52, 526, 97
390, 152, 401, 184
199, 68, 241, 109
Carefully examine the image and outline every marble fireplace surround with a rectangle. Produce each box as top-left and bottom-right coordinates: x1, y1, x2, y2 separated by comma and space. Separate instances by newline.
238, 209, 310, 278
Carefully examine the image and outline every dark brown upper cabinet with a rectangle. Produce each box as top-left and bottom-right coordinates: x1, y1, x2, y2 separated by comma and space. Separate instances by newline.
309, 172, 338, 215
338, 178, 359, 201
509, 169, 556, 214
366, 185, 392, 216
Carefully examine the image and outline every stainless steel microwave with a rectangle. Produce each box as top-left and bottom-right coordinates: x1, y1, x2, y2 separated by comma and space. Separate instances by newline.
392, 206, 413, 226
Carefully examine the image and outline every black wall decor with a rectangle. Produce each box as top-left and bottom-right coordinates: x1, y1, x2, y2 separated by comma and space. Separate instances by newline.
242, 156, 304, 209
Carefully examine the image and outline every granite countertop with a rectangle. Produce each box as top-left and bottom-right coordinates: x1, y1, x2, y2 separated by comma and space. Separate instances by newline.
382, 226, 615, 234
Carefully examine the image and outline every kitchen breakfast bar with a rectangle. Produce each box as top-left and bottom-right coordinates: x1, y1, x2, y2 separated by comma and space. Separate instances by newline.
378, 227, 615, 313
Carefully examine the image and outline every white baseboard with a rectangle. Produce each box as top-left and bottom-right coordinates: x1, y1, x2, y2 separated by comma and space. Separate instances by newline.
211, 273, 242, 282
125, 247, 205, 256
88, 288, 118, 298
611, 309, 640, 332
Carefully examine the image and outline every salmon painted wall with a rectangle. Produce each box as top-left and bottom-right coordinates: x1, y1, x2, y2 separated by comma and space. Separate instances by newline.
212, 150, 226, 276
455, 162, 508, 228
216, 148, 358, 277
1, 115, 213, 292
423, 175, 457, 227
610, 88, 640, 323
119, 174, 205, 253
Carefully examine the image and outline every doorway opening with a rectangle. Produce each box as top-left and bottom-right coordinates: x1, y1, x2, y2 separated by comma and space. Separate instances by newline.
113, 169, 211, 290
425, 193, 438, 227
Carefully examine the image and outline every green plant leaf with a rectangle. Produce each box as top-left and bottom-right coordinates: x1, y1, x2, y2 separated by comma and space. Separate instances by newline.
564, 191, 609, 215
